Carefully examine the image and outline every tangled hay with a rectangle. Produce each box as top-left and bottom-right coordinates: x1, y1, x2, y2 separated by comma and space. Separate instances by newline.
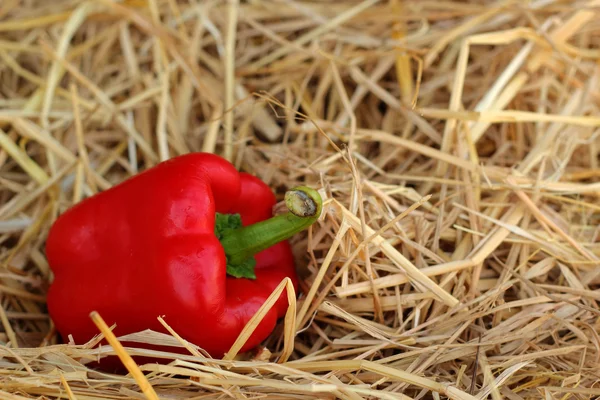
1, 0, 600, 398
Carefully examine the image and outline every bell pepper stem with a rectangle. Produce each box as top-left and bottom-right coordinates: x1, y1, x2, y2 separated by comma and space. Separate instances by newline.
219, 186, 323, 268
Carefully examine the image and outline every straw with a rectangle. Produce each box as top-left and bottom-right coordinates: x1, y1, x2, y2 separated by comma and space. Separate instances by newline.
89, 311, 159, 400
0, 0, 599, 399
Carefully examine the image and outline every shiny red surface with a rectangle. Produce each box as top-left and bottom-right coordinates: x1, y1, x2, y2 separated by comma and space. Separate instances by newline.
46, 153, 298, 361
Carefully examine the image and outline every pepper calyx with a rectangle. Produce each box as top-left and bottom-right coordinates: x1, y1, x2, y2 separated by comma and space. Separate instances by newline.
218, 186, 322, 280
215, 213, 257, 279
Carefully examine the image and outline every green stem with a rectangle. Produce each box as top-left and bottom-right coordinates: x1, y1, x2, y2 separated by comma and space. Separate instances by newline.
219, 186, 323, 267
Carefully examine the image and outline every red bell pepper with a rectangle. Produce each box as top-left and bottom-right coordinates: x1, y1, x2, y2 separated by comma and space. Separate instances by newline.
46, 152, 322, 358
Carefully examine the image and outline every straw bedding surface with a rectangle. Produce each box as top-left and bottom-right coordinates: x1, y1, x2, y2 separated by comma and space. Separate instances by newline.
0, 0, 599, 399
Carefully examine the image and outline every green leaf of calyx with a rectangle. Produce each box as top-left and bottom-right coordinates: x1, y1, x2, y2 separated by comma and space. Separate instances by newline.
215, 213, 257, 280
226, 256, 257, 279
215, 212, 243, 239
